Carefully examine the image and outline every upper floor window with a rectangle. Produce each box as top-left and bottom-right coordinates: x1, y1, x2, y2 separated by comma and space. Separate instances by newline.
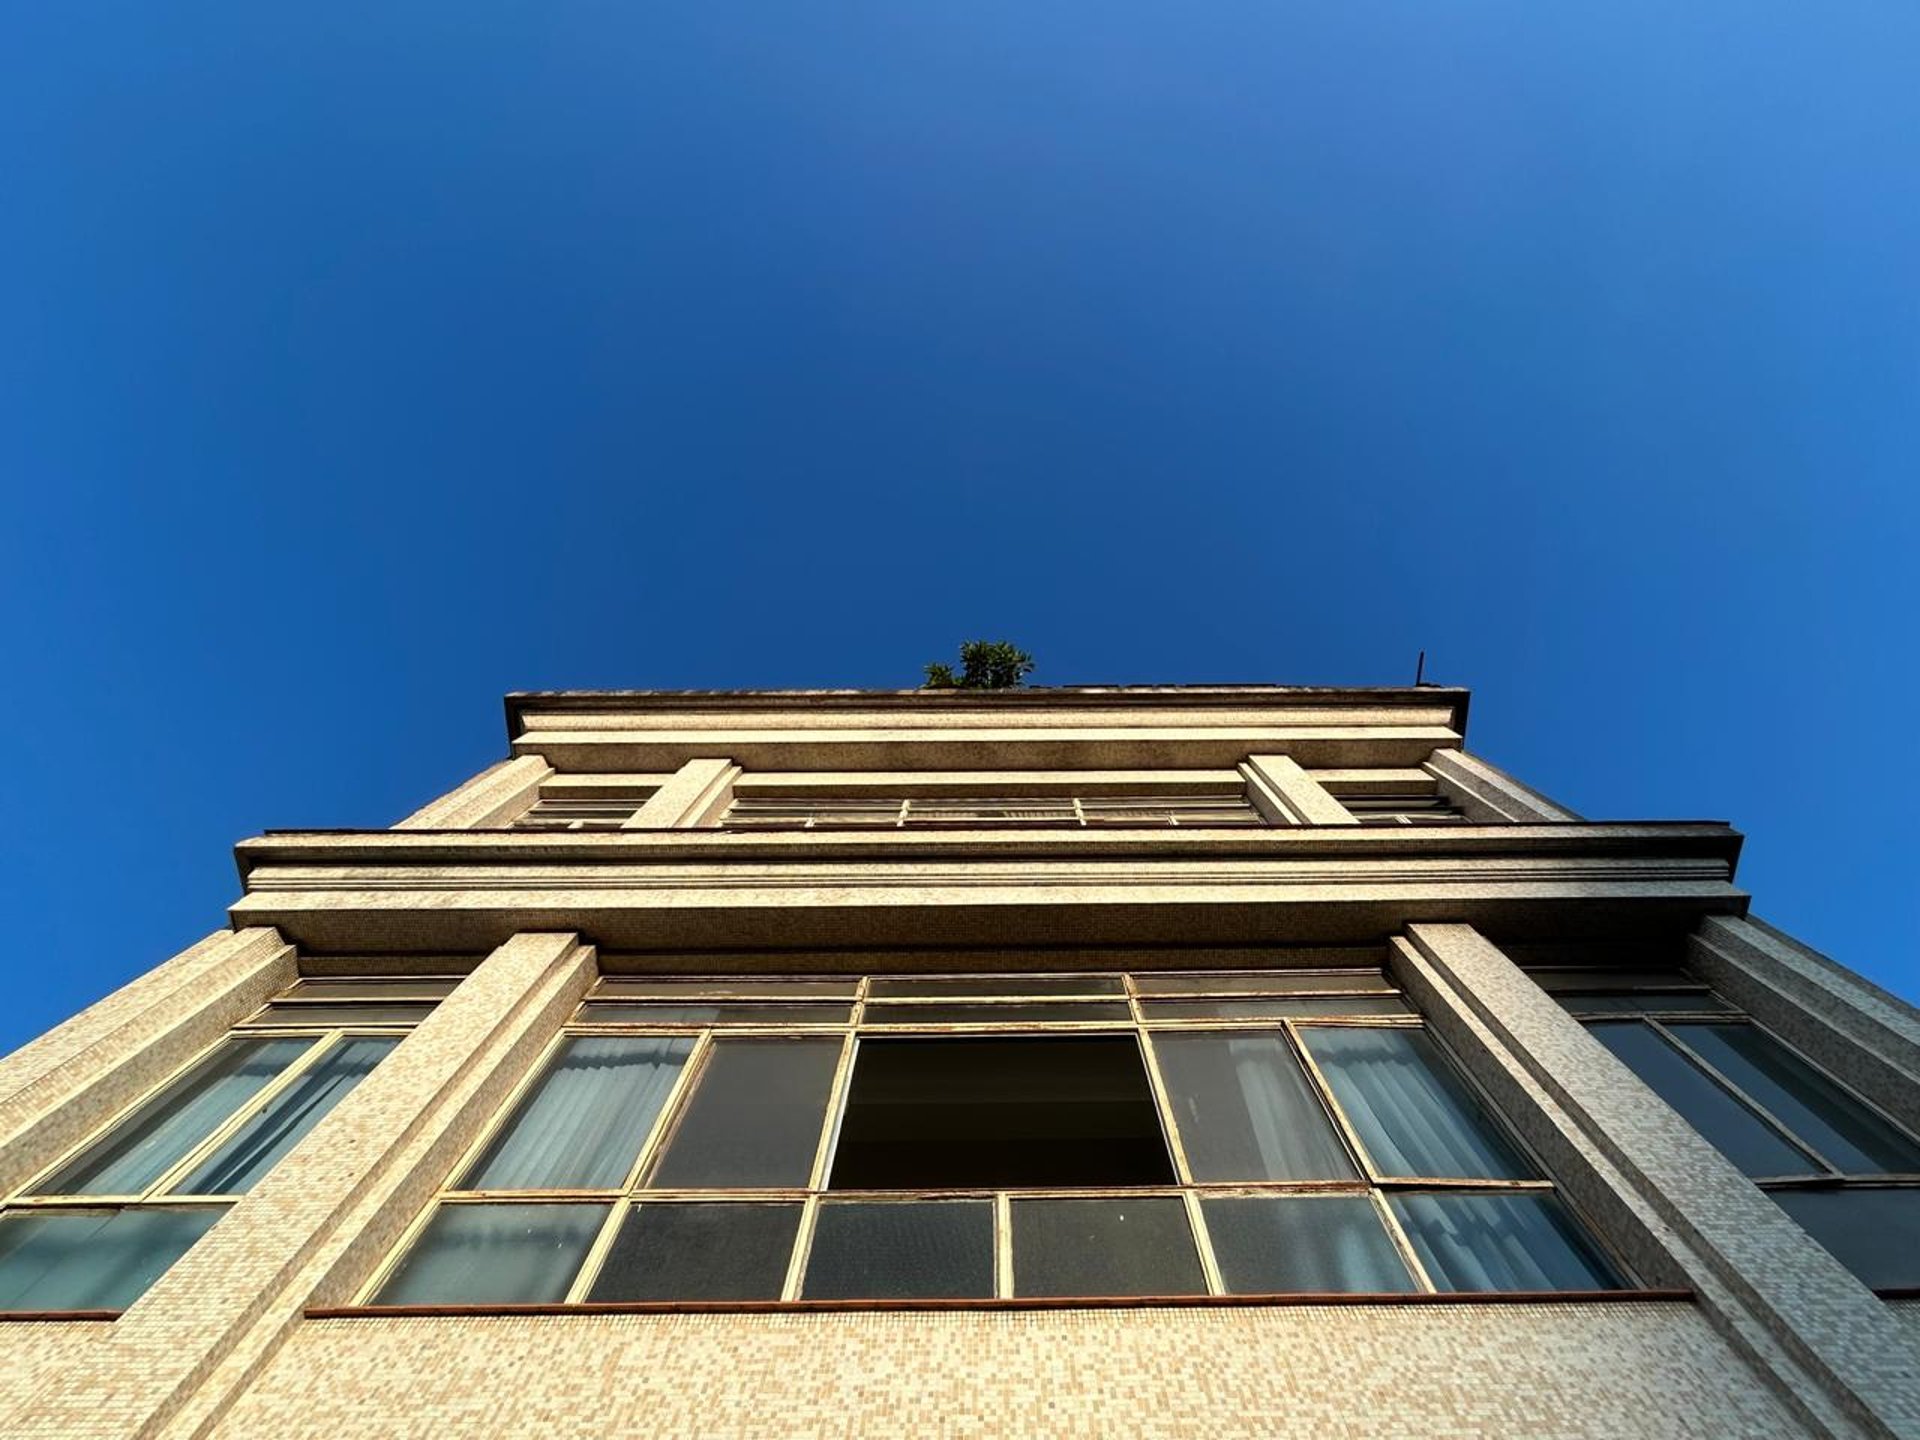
366, 967, 1624, 1308
0, 976, 450, 1314
723, 794, 1264, 830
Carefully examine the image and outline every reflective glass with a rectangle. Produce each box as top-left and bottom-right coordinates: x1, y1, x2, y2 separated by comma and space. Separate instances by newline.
0, 1208, 224, 1311
868, 976, 1124, 998
375, 1203, 606, 1304
648, 1039, 841, 1188
594, 978, 860, 999
462, 1036, 694, 1190
802, 1201, 995, 1300
238, 1003, 437, 1027
1202, 1196, 1415, 1294
1391, 1192, 1622, 1292
282, 978, 461, 1001
1773, 1189, 1920, 1290
575, 1002, 852, 1026
1557, 994, 1734, 1016
176, 1037, 398, 1194
38, 1037, 316, 1195
1011, 1196, 1205, 1298
1141, 996, 1411, 1019
1151, 1033, 1356, 1181
1300, 1028, 1533, 1179
862, 1002, 1130, 1025
585, 1202, 801, 1302
1132, 971, 1392, 996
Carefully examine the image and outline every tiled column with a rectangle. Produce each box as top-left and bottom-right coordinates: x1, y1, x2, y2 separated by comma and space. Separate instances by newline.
627, 756, 739, 828
1240, 755, 1355, 825
7, 932, 596, 1440
394, 755, 553, 829
1424, 748, 1579, 821
1399, 922, 1920, 1440
0, 929, 294, 1195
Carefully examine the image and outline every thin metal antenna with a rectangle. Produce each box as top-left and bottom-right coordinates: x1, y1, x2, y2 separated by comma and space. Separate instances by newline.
1414, 650, 1427, 685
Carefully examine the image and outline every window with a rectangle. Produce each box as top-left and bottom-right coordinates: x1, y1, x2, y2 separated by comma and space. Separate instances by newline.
367, 967, 1623, 1307
0, 977, 445, 1313
723, 794, 1264, 829
1335, 794, 1468, 827
1536, 964, 1920, 1291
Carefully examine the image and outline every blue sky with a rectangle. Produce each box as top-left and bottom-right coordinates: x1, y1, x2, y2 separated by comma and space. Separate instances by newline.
1, 1, 1915, 1052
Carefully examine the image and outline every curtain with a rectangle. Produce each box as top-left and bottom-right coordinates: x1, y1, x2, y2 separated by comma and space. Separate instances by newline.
1152, 1033, 1356, 1181
1391, 1192, 1618, 1291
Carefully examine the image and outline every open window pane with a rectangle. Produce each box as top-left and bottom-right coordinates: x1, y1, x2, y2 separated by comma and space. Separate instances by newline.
1668, 1025, 1920, 1175
176, 1037, 398, 1194
1772, 1189, 1920, 1290
375, 1203, 606, 1304
1300, 1028, 1534, 1180
1391, 1192, 1622, 1292
1011, 1197, 1205, 1298
0, 1208, 224, 1311
1151, 1033, 1356, 1181
39, 1037, 318, 1196
802, 1201, 995, 1300
585, 1202, 801, 1302
648, 1039, 841, 1188
829, 1037, 1174, 1189
462, 1036, 694, 1191
1202, 1196, 1415, 1294
1588, 1023, 1815, 1178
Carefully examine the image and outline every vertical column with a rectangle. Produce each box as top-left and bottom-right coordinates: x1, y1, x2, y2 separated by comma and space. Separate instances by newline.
1400, 922, 1920, 1440
626, 757, 740, 828
393, 755, 554, 830
7, 932, 595, 1440
1239, 755, 1355, 825
1423, 748, 1579, 821
0, 929, 295, 1194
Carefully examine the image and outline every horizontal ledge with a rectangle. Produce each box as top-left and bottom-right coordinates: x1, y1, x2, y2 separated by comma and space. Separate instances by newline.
0, 1310, 120, 1323
309, 1289, 1689, 1320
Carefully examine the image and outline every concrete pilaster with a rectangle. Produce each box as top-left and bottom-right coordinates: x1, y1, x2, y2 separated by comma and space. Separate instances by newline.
6, 932, 596, 1440
626, 757, 739, 828
1400, 922, 1920, 1440
1240, 755, 1355, 825
393, 755, 553, 830
1424, 748, 1580, 821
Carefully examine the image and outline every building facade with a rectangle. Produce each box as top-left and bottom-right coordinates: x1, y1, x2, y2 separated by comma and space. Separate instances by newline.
1, 684, 1917, 1438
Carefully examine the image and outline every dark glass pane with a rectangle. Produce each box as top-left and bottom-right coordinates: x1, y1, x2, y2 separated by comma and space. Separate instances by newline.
1669, 1025, 1920, 1175
39, 1037, 316, 1195
1588, 1023, 1815, 1178
1772, 1189, 1920, 1289
648, 1039, 842, 1188
862, 1002, 1130, 1025
1202, 1196, 1415, 1294
0, 1208, 224, 1311
375, 1203, 606, 1304
595, 978, 860, 999
576, 1002, 854, 1026
176, 1037, 398, 1194
1141, 996, 1411, 1019
1391, 1192, 1623, 1292
1011, 1197, 1205, 1298
802, 1201, 995, 1300
830, 1037, 1174, 1189
585, 1203, 801, 1302
239, 1003, 438, 1027
1558, 994, 1734, 1016
1527, 968, 1696, 994
868, 976, 1125, 998
283, 978, 461, 1001
1300, 1028, 1534, 1179
1151, 1033, 1356, 1181
462, 1036, 694, 1190
1132, 971, 1392, 996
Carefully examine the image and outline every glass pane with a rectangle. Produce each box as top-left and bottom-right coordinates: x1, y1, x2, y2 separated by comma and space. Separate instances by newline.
1011, 1197, 1205, 1298
595, 978, 860, 999
802, 1201, 995, 1300
1588, 1023, 1815, 1178
375, 1203, 606, 1304
648, 1039, 841, 1188
1141, 996, 1411, 1020
575, 1002, 853, 1026
1558, 994, 1734, 1016
1527, 968, 1696, 993
1132, 971, 1392, 997
238, 1003, 438, 1027
38, 1037, 317, 1195
868, 976, 1124, 998
586, 1203, 801, 1302
462, 1036, 694, 1190
861, 1002, 1131, 1024
1668, 1025, 1920, 1175
1772, 1189, 1920, 1290
1151, 1033, 1356, 1181
175, 1037, 398, 1194
1300, 1028, 1534, 1180
1202, 1196, 1415, 1294
281, 978, 462, 1001
0, 1208, 224, 1311
1391, 1192, 1623, 1292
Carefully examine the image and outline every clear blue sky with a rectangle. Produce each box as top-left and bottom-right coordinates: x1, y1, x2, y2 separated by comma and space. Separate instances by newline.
2, 2, 1915, 1053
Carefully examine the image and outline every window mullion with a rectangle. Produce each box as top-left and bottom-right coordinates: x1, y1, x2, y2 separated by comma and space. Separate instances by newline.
1181, 1189, 1226, 1296
142, 1032, 339, 1200
620, 1030, 715, 1193
563, 1198, 631, 1304
994, 1192, 1013, 1298
806, 1033, 860, 1191
1283, 1020, 1382, 1185
780, 1193, 821, 1301
1649, 1021, 1845, 1177
1369, 1189, 1438, 1294
1135, 1032, 1196, 1185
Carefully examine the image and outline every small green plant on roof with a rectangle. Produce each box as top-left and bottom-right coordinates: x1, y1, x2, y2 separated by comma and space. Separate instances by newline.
922, 640, 1035, 690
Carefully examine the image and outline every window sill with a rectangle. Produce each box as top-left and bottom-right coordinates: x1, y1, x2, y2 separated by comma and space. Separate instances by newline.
0, 1310, 120, 1322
